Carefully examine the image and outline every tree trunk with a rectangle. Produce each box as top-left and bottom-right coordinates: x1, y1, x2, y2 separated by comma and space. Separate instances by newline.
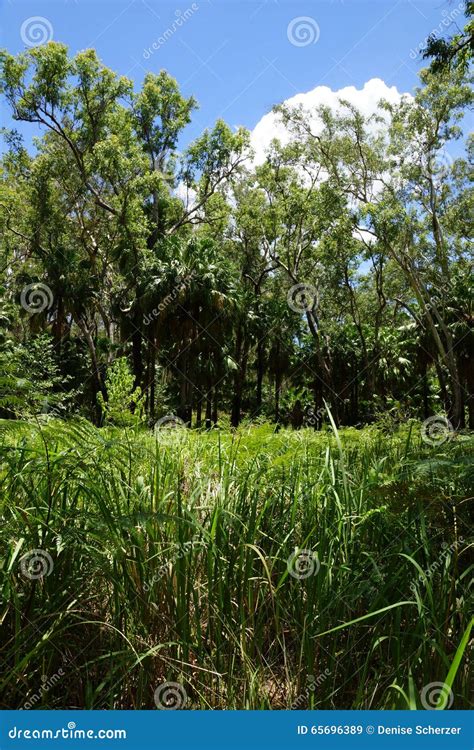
275, 373, 281, 423
205, 390, 212, 430
231, 324, 249, 427
256, 339, 264, 414
149, 342, 156, 420
131, 312, 143, 390
434, 359, 450, 415
212, 388, 218, 425
421, 361, 429, 420
312, 353, 324, 429
389, 247, 463, 426
76, 316, 106, 423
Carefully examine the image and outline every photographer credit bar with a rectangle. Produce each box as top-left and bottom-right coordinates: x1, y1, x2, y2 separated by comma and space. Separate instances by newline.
2, 710, 473, 749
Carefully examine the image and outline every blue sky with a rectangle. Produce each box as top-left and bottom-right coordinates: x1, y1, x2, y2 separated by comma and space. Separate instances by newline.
0, 0, 470, 146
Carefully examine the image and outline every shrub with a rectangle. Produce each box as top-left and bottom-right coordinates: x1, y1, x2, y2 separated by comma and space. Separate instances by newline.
97, 357, 145, 426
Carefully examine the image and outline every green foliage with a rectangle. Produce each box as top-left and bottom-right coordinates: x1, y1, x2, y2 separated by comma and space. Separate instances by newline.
97, 357, 145, 426
0, 15, 472, 717
0, 421, 471, 708
423, 1, 473, 72
0, 42, 472, 427
0, 334, 72, 418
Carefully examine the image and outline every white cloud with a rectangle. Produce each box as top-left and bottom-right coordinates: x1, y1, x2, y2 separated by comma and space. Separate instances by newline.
250, 78, 409, 165
175, 181, 198, 211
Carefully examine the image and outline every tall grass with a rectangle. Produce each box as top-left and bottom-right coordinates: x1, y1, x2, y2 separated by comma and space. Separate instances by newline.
0, 419, 472, 709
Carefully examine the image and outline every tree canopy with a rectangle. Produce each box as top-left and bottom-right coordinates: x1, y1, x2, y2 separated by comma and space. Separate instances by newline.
0, 42, 472, 429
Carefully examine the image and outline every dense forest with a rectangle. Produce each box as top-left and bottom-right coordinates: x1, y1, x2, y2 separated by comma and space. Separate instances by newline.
0, 13, 472, 432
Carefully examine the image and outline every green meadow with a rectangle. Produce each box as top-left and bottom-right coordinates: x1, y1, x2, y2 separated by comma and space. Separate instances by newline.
1, 419, 472, 710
